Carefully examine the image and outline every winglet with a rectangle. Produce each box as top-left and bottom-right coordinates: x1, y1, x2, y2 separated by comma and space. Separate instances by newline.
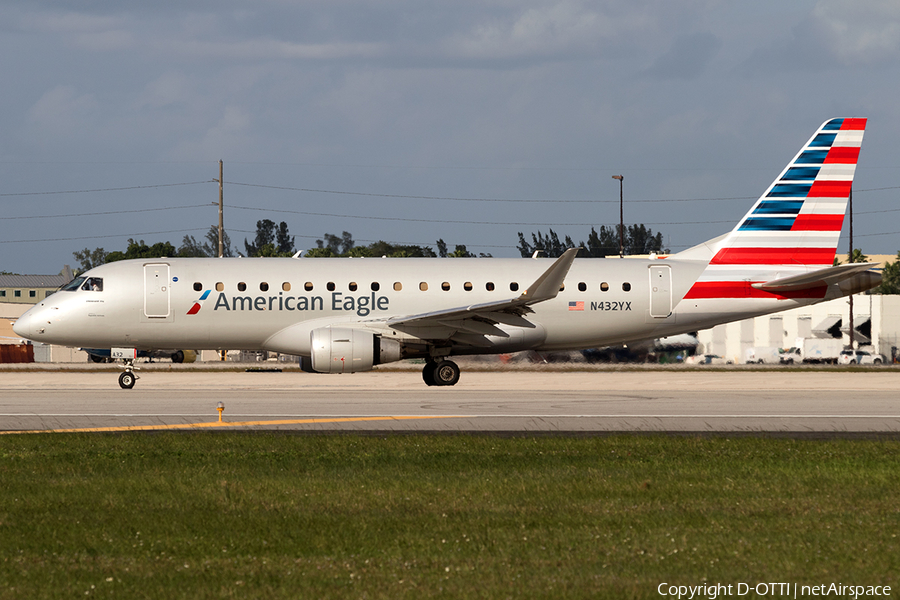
520, 248, 579, 304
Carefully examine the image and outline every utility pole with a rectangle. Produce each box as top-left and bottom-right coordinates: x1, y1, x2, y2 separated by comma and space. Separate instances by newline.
217, 160, 224, 258
215, 160, 226, 362
612, 175, 624, 258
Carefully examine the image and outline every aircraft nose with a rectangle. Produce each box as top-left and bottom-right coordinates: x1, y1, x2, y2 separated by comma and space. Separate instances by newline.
12, 311, 32, 338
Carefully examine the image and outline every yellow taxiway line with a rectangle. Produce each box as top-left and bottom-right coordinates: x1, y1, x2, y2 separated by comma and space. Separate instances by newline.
1, 415, 465, 435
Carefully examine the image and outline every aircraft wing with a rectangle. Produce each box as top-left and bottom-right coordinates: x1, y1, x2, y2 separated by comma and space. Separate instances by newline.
384, 248, 578, 346
751, 262, 877, 293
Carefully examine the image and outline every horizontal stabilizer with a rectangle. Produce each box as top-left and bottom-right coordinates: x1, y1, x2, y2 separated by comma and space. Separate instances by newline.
751, 262, 877, 293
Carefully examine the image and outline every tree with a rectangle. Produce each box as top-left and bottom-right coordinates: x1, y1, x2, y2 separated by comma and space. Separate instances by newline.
448, 244, 476, 257
178, 235, 209, 258
517, 229, 575, 258
245, 220, 294, 257
872, 251, 900, 295
316, 231, 354, 255
276, 222, 295, 255
625, 224, 665, 255
304, 247, 336, 258
73, 248, 109, 271
305, 232, 437, 258
578, 226, 618, 258
244, 219, 275, 256
203, 225, 234, 257
518, 225, 668, 258
106, 239, 177, 263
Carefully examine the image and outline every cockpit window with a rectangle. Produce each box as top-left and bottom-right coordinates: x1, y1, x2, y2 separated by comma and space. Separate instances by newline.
82, 277, 103, 292
60, 277, 86, 292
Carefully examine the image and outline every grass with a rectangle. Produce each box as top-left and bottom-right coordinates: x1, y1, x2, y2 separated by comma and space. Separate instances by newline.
1, 434, 899, 599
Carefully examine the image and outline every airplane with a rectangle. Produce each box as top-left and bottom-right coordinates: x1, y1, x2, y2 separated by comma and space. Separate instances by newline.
13, 118, 880, 389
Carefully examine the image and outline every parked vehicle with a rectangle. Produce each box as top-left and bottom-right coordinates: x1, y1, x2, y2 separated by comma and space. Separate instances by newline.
685, 354, 731, 365
793, 337, 844, 364
745, 347, 782, 364
838, 349, 886, 365
780, 348, 801, 364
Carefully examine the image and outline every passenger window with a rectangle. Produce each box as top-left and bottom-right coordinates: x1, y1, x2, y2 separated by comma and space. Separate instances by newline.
305, 282, 313, 291
622, 282, 632, 292
464, 282, 473, 291
442, 282, 450, 291
193, 282, 202, 292
282, 282, 291, 291
327, 282, 335, 292
260, 282, 269, 292
349, 282, 358, 292
578, 282, 586, 292
394, 282, 402, 291
510, 282, 519, 292
559, 284, 565, 292
216, 282, 224, 292
371, 282, 380, 292
237, 282, 247, 292
600, 282, 609, 292
486, 282, 495, 291
419, 282, 428, 291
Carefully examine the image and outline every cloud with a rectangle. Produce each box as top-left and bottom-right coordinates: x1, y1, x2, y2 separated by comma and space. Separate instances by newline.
740, 0, 900, 74
25, 85, 99, 140
643, 32, 721, 80
811, 0, 900, 64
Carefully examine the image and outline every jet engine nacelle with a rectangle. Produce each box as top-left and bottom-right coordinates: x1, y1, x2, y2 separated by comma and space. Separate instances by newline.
310, 327, 402, 373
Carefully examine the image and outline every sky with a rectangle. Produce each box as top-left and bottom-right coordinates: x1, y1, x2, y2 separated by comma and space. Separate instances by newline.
2, 0, 900, 274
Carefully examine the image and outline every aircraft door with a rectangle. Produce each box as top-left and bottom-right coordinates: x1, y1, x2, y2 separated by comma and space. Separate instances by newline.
648, 265, 672, 318
144, 263, 171, 318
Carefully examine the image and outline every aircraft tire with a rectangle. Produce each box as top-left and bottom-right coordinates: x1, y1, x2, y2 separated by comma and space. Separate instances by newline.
422, 361, 437, 386
433, 360, 460, 386
118, 372, 136, 390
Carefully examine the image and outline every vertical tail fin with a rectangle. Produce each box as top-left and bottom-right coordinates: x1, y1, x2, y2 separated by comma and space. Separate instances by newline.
682, 118, 867, 300
713, 117, 866, 267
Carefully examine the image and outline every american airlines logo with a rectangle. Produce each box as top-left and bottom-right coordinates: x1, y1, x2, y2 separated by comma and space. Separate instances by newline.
187, 290, 211, 315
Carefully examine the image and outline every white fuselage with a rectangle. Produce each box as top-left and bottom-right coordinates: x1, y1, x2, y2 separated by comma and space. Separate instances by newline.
14, 255, 835, 356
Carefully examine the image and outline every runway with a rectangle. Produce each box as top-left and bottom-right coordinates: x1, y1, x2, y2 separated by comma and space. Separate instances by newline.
2, 367, 900, 434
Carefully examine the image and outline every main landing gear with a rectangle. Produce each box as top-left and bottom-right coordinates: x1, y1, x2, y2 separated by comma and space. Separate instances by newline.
118, 358, 139, 389
422, 359, 460, 387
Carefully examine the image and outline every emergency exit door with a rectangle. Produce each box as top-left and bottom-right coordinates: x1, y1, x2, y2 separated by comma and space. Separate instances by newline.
648, 264, 672, 318
144, 263, 170, 318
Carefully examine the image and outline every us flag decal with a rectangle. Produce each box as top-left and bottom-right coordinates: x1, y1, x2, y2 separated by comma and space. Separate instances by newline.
568, 301, 584, 311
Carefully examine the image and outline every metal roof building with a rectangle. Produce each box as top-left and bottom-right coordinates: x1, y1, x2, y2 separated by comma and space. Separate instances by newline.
0, 271, 72, 305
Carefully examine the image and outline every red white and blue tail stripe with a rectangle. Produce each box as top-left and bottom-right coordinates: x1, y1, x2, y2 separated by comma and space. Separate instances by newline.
685, 118, 866, 300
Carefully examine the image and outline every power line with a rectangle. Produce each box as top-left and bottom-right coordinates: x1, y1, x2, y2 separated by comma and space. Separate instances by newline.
0, 204, 211, 220
228, 180, 754, 204
0, 229, 206, 245
0, 181, 213, 198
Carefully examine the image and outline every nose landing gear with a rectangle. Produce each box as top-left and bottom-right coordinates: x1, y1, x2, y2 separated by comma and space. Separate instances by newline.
118, 358, 139, 389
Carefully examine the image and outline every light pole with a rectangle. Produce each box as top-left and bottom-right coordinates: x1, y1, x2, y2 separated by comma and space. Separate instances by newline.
612, 175, 624, 257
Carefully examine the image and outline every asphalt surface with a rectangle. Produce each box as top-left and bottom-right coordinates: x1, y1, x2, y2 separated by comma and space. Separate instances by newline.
2, 364, 899, 434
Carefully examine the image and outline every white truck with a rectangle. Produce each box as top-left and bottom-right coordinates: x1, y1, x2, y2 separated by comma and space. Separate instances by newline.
784, 337, 844, 364
745, 347, 783, 364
